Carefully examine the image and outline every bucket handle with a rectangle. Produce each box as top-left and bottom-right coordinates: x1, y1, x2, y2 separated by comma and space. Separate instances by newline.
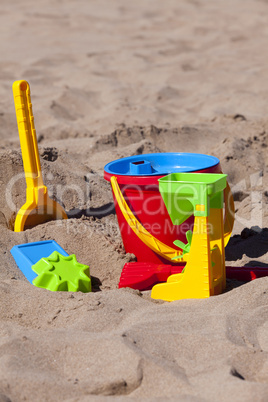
111, 176, 235, 261
223, 181, 235, 246
111, 176, 183, 262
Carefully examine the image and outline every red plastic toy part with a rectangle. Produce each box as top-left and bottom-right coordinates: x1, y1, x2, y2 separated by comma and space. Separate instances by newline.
118, 263, 268, 291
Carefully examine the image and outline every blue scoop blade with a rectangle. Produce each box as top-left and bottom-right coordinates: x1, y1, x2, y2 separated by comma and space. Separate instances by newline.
10, 240, 68, 283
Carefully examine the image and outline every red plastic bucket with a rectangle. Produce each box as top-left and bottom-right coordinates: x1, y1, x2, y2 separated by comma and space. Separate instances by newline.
104, 153, 223, 264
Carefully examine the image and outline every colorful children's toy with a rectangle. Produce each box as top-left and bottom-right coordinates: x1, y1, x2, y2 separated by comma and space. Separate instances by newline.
151, 172, 227, 301
12, 80, 67, 232
11, 240, 68, 283
32, 251, 91, 292
119, 262, 268, 290
104, 153, 235, 293
10, 240, 91, 292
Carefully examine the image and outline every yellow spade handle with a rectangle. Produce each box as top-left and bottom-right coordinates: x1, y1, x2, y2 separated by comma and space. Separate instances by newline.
13, 80, 44, 189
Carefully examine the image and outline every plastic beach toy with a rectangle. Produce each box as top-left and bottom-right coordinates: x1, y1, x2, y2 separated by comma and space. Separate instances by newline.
104, 153, 221, 177
104, 154, 234, 263
119, 262, 268, 290
32, 251, 91, 292
11, 240, 68, 283
10, 240, 91, 292
12, 80, 67, 232
104, 153, 235, 289
151, 172, 227, 301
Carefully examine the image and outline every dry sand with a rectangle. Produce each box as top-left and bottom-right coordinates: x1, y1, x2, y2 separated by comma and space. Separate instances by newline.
0, 0, 268, 401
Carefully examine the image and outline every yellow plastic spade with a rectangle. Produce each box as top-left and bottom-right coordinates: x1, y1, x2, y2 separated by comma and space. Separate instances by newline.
13, 80, 67, 232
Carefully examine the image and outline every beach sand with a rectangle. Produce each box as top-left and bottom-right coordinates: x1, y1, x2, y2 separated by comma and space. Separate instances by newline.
0, 0, 268, 400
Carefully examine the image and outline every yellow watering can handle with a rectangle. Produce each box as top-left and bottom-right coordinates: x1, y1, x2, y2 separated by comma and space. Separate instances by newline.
13, 80, 44, 189
111, 176, 234, 261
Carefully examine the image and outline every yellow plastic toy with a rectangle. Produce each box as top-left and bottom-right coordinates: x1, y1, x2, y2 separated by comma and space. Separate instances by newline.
13, 80, 67, 232
151, 173, 227, 302
110, 175, 234, 265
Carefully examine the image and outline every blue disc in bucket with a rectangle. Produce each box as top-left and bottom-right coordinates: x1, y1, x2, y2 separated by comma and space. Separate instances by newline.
104, 153, 220, 176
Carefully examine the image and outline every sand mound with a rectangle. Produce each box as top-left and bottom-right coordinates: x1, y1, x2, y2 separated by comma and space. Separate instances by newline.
1, 118, 268, 400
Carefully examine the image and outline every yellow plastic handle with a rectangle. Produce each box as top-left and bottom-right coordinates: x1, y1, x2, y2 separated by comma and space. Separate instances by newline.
111, 176, 183, 262
223, 181, 235, 246
12, 80, 44, 189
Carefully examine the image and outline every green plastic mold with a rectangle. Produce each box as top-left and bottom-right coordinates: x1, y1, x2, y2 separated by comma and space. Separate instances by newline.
158, 172, 227, 225
32, 251, 91, 292
173, 230, 193, 260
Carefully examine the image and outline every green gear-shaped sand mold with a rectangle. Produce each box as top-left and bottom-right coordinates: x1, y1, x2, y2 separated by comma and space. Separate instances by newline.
32, 251, 91, 292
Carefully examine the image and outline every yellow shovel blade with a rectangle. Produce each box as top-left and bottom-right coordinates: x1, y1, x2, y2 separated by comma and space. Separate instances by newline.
14, 185, 67, 232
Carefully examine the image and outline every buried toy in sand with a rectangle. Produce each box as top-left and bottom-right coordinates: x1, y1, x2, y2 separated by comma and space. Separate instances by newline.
12, 80, 67, 232
11, 240, 91, 293
10, 80, 90, 293
104, 154, 268, 301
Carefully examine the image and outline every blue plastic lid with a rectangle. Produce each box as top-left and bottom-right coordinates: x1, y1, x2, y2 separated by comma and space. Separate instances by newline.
104, 153, 219, 176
